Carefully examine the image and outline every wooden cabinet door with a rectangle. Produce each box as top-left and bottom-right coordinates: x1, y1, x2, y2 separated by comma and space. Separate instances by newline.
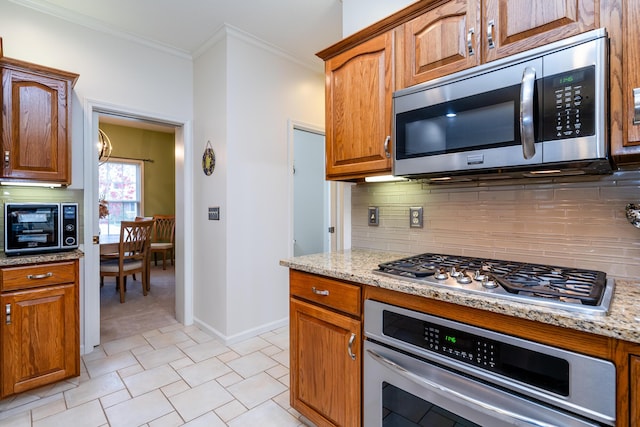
615, 0, 640, 163
290, 298, 361, 427
402, 0, 481, 87
0, 283, 79, 398
483, 0, 596, 62
632, 355, 640, 425
1, 62, 75, 184
325, 31, 393, 180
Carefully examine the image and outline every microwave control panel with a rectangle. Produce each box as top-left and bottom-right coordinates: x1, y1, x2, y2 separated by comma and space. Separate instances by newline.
542, 65, 595, 141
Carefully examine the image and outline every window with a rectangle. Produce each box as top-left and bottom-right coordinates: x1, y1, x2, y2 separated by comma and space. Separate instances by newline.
99, 159, 144, 238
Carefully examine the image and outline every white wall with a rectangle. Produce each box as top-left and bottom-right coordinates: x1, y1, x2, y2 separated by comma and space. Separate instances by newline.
193, 27, 325, 341
0, 1, 193, 350
0, 1, 193, 189
193, 32, 229, 335
342, 0, 415, 36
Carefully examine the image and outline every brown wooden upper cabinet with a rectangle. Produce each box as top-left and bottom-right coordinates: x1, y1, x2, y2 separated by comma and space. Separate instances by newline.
321, 31, 394, 181
0, 58, 78, 185
401, 0, 597, 88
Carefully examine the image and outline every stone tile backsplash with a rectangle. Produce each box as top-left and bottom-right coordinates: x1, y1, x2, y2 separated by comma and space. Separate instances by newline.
351, 169, 640, 280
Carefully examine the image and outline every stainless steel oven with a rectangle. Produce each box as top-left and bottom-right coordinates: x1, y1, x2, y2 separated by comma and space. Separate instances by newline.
364, 300, 616, 426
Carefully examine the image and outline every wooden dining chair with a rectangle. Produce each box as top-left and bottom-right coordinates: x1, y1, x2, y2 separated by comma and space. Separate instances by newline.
150, 215, 175, 270
100, 220, 154, 303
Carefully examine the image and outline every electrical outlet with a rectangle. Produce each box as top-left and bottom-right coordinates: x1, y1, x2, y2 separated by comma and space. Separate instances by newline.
409, 207, 423, 228
208, 207, 220, 220
368, 206, 379, 226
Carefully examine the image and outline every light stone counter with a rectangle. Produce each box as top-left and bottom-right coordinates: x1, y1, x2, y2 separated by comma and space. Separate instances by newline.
0, 249, 84, 266
281, 249, 640, 345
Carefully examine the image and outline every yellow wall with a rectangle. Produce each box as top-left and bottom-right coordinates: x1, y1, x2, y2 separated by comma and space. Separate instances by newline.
99, 123, 175, 217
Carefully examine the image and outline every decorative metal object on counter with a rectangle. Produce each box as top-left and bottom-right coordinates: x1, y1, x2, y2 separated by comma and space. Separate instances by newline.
625, 203, 640, 228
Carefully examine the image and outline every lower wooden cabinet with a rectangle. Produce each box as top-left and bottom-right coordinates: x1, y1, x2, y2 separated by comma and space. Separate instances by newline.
290, 271, 361, 427
0, 260, 79, 398
632, 355, 640, 425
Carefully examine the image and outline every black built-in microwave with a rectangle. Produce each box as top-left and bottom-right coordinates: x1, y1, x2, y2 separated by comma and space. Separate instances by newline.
4, 202, 79, 256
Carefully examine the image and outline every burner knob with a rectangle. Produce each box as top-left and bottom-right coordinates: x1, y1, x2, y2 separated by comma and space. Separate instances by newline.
435, 268, 449, 280
456, 270, 472, 285
482, 275, 499, 289
473, 270, 487, 282
450, 266, 461, 277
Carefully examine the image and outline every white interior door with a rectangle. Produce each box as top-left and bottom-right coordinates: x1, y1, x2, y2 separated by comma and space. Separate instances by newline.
293, 127, 329, 256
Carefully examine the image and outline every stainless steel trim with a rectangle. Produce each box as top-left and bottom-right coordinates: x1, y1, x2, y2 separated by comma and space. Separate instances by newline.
520, 66, 536, 159
364, 300, 616, 425
367, 348, 559, 427
634, 88, 640, 125
348, 333, 356, 360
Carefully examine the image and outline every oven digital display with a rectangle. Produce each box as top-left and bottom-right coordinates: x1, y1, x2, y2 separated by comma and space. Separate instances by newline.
438, 326, 475, 352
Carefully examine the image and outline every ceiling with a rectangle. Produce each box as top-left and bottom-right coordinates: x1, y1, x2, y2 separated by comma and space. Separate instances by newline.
10, 0, 344, 69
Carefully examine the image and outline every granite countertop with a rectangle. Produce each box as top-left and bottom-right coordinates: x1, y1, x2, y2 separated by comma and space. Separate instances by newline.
281, 249, 640, 345
0, 249, 84, 266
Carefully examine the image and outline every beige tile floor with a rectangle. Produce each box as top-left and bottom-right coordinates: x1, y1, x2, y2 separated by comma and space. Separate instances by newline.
0, 324, 306, 426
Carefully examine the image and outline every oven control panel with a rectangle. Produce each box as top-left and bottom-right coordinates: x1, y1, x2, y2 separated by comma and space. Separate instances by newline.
425, 323, 498, 368
382, 309, 571, 396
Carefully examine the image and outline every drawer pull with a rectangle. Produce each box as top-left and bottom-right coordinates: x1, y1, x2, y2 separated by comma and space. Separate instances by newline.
311, 287, 329, 296
348, 333, 356, 360
5, 304, 10, 325
27, 272, 53, 280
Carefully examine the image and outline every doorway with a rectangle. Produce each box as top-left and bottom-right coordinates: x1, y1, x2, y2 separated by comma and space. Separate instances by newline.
83, 101, 193, 353
291, 124, 332, 256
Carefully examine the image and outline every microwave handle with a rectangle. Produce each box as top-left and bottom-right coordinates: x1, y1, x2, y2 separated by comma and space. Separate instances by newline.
520, 67, 536, 159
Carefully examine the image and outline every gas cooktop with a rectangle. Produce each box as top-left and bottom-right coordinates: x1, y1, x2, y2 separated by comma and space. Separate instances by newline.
376, 253, 614, 316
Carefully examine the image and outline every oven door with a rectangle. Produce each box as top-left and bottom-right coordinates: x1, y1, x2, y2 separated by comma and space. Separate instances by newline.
364, 340, 601, 427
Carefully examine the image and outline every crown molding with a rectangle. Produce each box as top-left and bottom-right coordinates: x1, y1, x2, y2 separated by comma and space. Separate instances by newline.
193, 23, 323, 74
9, 0, 193, 59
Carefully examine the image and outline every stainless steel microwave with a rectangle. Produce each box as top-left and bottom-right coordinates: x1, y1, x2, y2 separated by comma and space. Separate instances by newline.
4, 202, 79, 256
393, 28, 611, 181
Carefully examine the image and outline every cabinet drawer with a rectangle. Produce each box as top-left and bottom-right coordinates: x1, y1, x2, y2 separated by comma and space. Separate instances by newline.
290, 270, 361, 317
1, 261, 76, 292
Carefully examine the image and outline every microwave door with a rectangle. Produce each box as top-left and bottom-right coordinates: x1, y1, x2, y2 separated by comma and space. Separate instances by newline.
393, 58, 544, 177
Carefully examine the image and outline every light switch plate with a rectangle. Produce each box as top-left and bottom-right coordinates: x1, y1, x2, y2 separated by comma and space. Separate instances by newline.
410, 206, 423, 228
368, 206, 379, 226
208, 207, 220, 220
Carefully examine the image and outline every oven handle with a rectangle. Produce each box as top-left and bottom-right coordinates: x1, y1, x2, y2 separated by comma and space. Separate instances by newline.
366, 348, 557, 427
520, 66, 536, 160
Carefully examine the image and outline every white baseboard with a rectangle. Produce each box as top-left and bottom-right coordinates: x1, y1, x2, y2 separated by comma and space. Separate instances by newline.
193, 317, 289, 346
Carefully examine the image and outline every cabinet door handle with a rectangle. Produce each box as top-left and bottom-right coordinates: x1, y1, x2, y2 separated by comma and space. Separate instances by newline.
27, 272, 53, 280
384, 135, 391, 158
311, 287, 329, 296
634, 88, 640, 125
4, 151, 9, 169
467, 28, 475, 56
5, 304, 10, 325
347, 333, 356, 360
487, 20, 495, 49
